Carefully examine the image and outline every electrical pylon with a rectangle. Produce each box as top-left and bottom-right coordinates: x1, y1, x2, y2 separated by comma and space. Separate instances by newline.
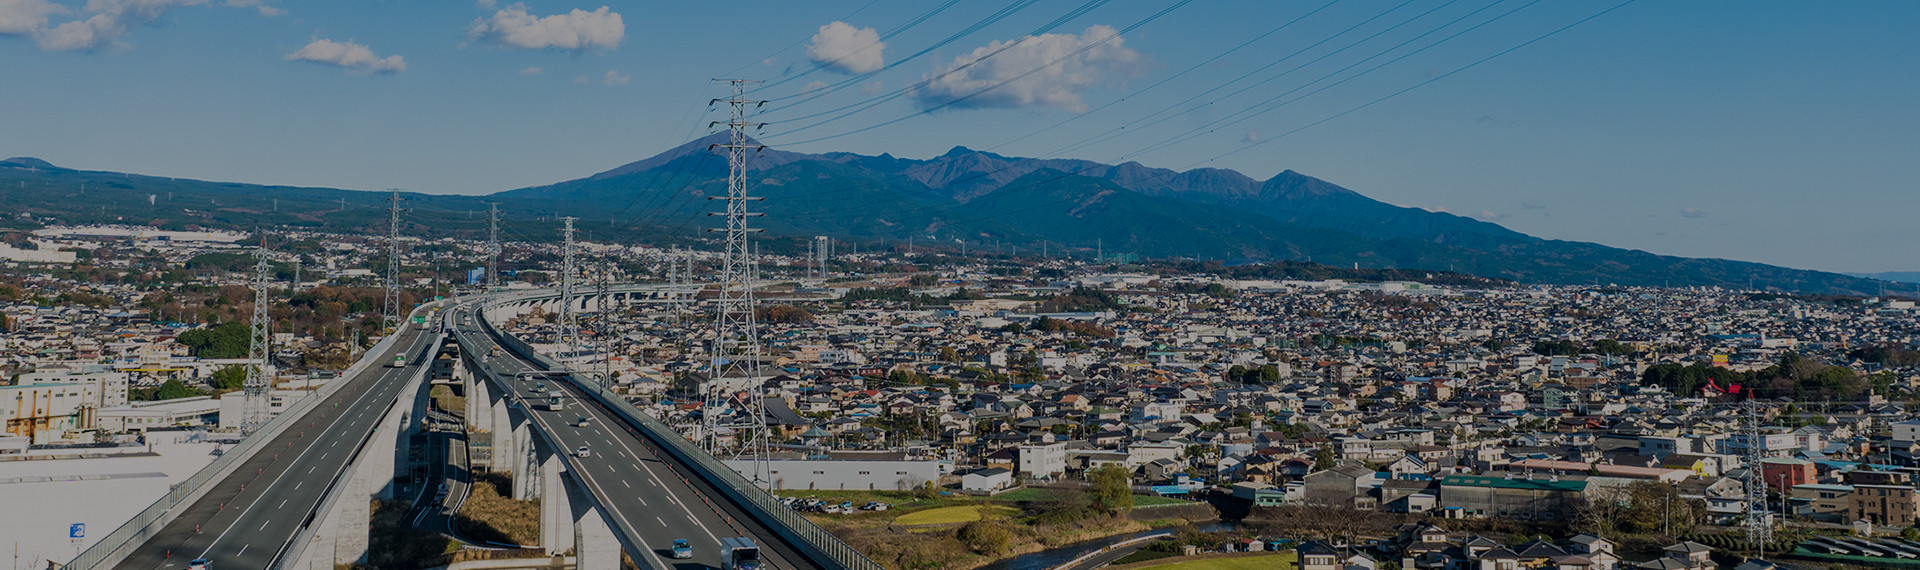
487, 203, 501, 292
242, 234, 273, 433
559, 217, 579, 361
384, 190, 403, 332
1744, 394, 1773, 553
703, 79, 770, 490
596, 262, 612, 388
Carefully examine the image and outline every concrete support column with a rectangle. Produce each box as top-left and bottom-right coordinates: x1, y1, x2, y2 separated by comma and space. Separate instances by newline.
490, 395, 512, 473
540, 451, 575, 554
385, 365, 429, 500
572, 481, 622, 570
297, 454, 373, 569
335, 460, 372, 565
513, 419, 535, 500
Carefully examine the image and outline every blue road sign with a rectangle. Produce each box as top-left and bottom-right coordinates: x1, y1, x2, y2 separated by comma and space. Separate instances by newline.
71, 523, 85, 538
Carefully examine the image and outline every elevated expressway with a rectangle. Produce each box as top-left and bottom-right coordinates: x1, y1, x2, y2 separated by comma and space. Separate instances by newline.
74, 303, 451, 570
443, 285, 879, 570
72, 285, 877, 570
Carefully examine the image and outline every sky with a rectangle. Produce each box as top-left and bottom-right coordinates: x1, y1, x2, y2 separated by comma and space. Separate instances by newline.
1, 0, 1916, 273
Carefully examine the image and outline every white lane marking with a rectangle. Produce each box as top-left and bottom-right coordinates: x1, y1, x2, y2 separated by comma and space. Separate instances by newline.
259, 520, 270, 531
235, 544, 248, 557
294, 481, 301, 490
622, 479, 631, 488
277, 499, 286, 509
657, 516, 666, 527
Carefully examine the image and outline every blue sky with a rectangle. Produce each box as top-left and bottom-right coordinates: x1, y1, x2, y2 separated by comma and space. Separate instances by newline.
1, 0, 1915, 273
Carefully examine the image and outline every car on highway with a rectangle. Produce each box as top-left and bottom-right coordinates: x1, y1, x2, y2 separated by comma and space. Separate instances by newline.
672, 539, 693, 559
576, 416, 591, 427
576, 445, 591, 458
187, 559, 212, 570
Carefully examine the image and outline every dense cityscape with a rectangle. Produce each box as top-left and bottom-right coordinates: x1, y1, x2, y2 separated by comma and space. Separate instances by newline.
3, 221, 1919, 570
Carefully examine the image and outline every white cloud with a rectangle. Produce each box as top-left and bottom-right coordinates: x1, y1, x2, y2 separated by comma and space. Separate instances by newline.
0, 0, 62, 36
601, 69, 628, 86
1474, 210, 1507, 222
574, 74, 588, 84
223, 0, 278, 17
468, 3, 622, 51
911, 25, 1145, 112
1679, 208, 1709, 219
804, 21, 883, 74
802, 80, 829, 93
285, 38, 405, 74
36, 0, 211, 51
860, 80, 883, 94
1241, 129, 1261, 144
519, 65, 543, 75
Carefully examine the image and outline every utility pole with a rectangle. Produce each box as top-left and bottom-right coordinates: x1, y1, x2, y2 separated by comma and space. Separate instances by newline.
487, 203, 501, 292
243, 234, 273, 434
559, 217, 578, 361
704, 79, 771, 491
384, 190, 403, 333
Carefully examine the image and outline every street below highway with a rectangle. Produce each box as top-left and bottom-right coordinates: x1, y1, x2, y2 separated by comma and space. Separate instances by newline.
112, 325, 440, 570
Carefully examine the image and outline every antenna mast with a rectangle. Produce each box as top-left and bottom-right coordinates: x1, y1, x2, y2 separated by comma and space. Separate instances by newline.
703, 79, 771, 490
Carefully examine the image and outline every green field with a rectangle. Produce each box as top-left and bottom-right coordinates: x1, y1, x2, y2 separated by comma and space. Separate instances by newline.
893, 505, 1019, 526
1135, 552, 1298, 570
988, 488, 1193, 507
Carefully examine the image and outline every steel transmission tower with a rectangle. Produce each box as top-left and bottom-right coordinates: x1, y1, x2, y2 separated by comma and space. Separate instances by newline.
242, 235, 274, 433
1743, 395, 1773, 552
384, 190, 403, 332
703, 79, 771, 489
595, 262, 612, 387
559, 217, 579, 361
487, 203, 501, 292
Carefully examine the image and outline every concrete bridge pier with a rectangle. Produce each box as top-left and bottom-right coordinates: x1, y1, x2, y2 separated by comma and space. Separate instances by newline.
539, 450, 575, 555
571, 483, 622, 570
513, 418, 535, 500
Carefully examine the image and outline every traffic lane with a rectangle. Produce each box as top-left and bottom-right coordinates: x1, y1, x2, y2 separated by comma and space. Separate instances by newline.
556, 382, 819, 570
526, 382, 735, 569
462, 316, 805, 569
517, 367, 803, 570
485, 354, 717, 569
112, 330, 431, 570
207, 335, 431, 568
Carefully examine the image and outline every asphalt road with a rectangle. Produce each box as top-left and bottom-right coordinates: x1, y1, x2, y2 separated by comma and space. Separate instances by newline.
112, 326, 441, 570
451, 305, 825, 570
409, 414, 474, 541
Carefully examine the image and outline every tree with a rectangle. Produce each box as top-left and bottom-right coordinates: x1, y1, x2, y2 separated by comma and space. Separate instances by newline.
1313, 445, 1337, 470
1088, 464, 1134, 515
957, 520, 1012, 555
151, 379, 201, 401
209, 364, 247, 391
177, 322, 251, 358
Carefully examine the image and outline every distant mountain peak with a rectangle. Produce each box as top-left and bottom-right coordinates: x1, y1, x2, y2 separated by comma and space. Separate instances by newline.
1, 157, 59, 170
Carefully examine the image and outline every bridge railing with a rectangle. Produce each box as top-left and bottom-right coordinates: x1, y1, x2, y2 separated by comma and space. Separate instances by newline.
474, 292, 883, 570
67, 315, 418, 570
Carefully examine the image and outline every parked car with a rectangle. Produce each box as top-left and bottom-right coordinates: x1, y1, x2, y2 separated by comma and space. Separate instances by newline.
861, 501, 889, 511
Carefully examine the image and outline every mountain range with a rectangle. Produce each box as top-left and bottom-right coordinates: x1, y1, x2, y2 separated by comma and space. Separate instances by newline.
0, 142, 1909, 297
